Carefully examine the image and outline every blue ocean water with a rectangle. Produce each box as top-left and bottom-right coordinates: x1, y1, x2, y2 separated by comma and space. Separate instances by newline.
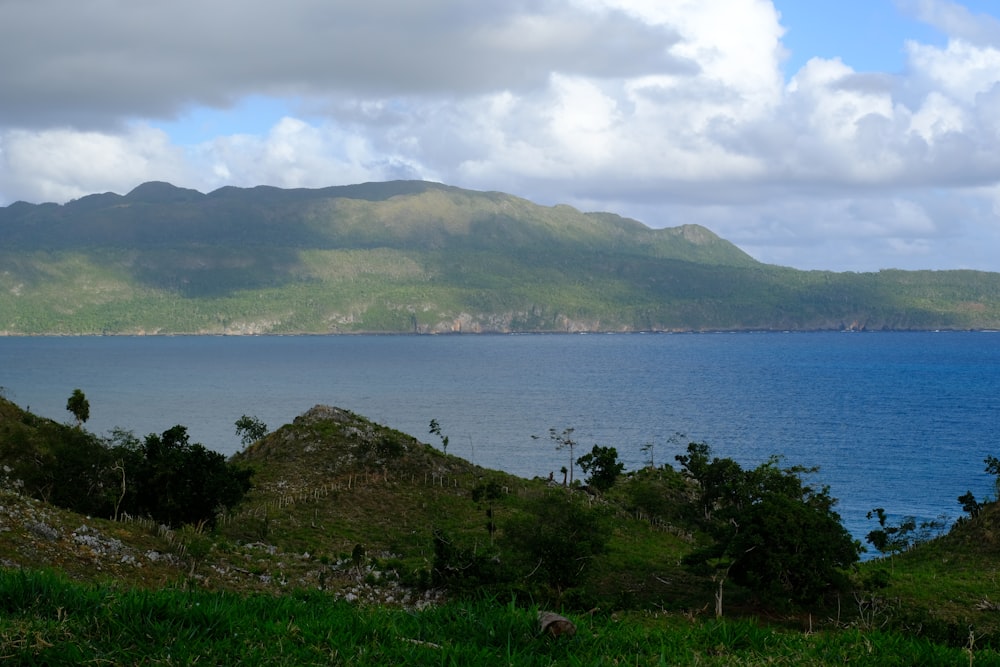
2, 331, 998, 545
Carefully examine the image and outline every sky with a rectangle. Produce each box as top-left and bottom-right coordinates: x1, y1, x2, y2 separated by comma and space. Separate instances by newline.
2, 0, 1000, 272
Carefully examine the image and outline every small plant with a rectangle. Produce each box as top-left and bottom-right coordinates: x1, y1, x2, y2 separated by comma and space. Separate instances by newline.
178, 522, 213, 576
430, 529, 505, 593
352, 543, 366, 574
111, 459, 126, 522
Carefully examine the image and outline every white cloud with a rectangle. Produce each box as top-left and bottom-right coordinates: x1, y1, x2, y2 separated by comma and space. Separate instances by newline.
0, 125, 188, 203
596, 0, 787, 112
907, 38, 1000, 103
909, 91, 966, 142
191, 117, 422, 191
899, 0, 1000, 47
2, 0, 1000, 271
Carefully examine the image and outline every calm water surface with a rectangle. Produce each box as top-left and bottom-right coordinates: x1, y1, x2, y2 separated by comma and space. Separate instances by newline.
2, 331, 998, 544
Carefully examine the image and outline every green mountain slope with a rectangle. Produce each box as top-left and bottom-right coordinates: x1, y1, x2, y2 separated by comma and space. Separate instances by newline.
0, 397, 693, 609
5, 394, 1000, 655
2, 180, 999, 334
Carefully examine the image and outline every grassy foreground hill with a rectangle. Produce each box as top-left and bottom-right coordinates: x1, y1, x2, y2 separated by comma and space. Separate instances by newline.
3, 395, 1000, 663
2, 180, 1000, 334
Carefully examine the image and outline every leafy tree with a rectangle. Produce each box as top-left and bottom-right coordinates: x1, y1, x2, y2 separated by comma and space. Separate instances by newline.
66, 388, 90, 427
8, 417, 124, 518
865, 508, 916, 565
983, 454, 1000, 497
234, 414, 268, 447
956, 454, 1000, 521
985, 454, 1000, 479
576, 444, 625, 492
675, 441, 745, 520
731, 489, 857, 606
865, 507, 946, 566
43, 424, 114, 516
503, 489, 609, 603
958, 491, 983, 518
127, 425, 253, 527
613, 465, 692, 526
678, 443, 858, 611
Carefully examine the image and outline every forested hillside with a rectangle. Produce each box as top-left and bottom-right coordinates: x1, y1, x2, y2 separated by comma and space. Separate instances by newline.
2, 180, 999, 334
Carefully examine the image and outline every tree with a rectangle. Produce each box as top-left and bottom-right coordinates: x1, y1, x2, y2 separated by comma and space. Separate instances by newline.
106, 459, 124, 520
640, 441, 656, 469
959, 454, 1000, 521
865, 507, 915, 565
576, 444, 625, 492
730, 489, 857, 605
985, 454, 1000, 479
235, 414, 268, 448
428, 418, 449, 454
678, 443, 858, 610
675, 441, 745, 521
984, 455, 1000, 496
44, 423, 115, 516
130, 425, 254, 527
533, 427, 579, 485
958, 491, 983, 518
66, 388, 90, 427
865, 507, 946, 565
503, 489, 609, 604
640, 432, 685, 469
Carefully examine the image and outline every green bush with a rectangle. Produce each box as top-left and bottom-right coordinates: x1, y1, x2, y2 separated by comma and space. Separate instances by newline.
124, 425, 253, 527
503, 489, 610, 602
430, 528, 508, 593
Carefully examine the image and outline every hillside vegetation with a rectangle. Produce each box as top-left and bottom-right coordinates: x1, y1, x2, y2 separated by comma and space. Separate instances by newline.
3, 393, 1000, 663
2, 180, 1000, 334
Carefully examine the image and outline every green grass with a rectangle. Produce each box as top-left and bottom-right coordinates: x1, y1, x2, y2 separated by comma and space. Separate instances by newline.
848, 507, 1000, 647
3, 569, 995, 665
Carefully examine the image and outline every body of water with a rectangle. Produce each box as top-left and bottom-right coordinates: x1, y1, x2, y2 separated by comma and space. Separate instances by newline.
2, 331, 998, 545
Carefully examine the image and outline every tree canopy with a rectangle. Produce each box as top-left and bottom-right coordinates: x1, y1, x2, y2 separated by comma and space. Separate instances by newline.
576, 444, 625, 492
126, 425, 254, 527
676, 442, 859, 608
66, 388, 90, 427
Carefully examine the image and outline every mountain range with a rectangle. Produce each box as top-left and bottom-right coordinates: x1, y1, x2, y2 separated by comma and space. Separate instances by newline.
2, 180, 999, 334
